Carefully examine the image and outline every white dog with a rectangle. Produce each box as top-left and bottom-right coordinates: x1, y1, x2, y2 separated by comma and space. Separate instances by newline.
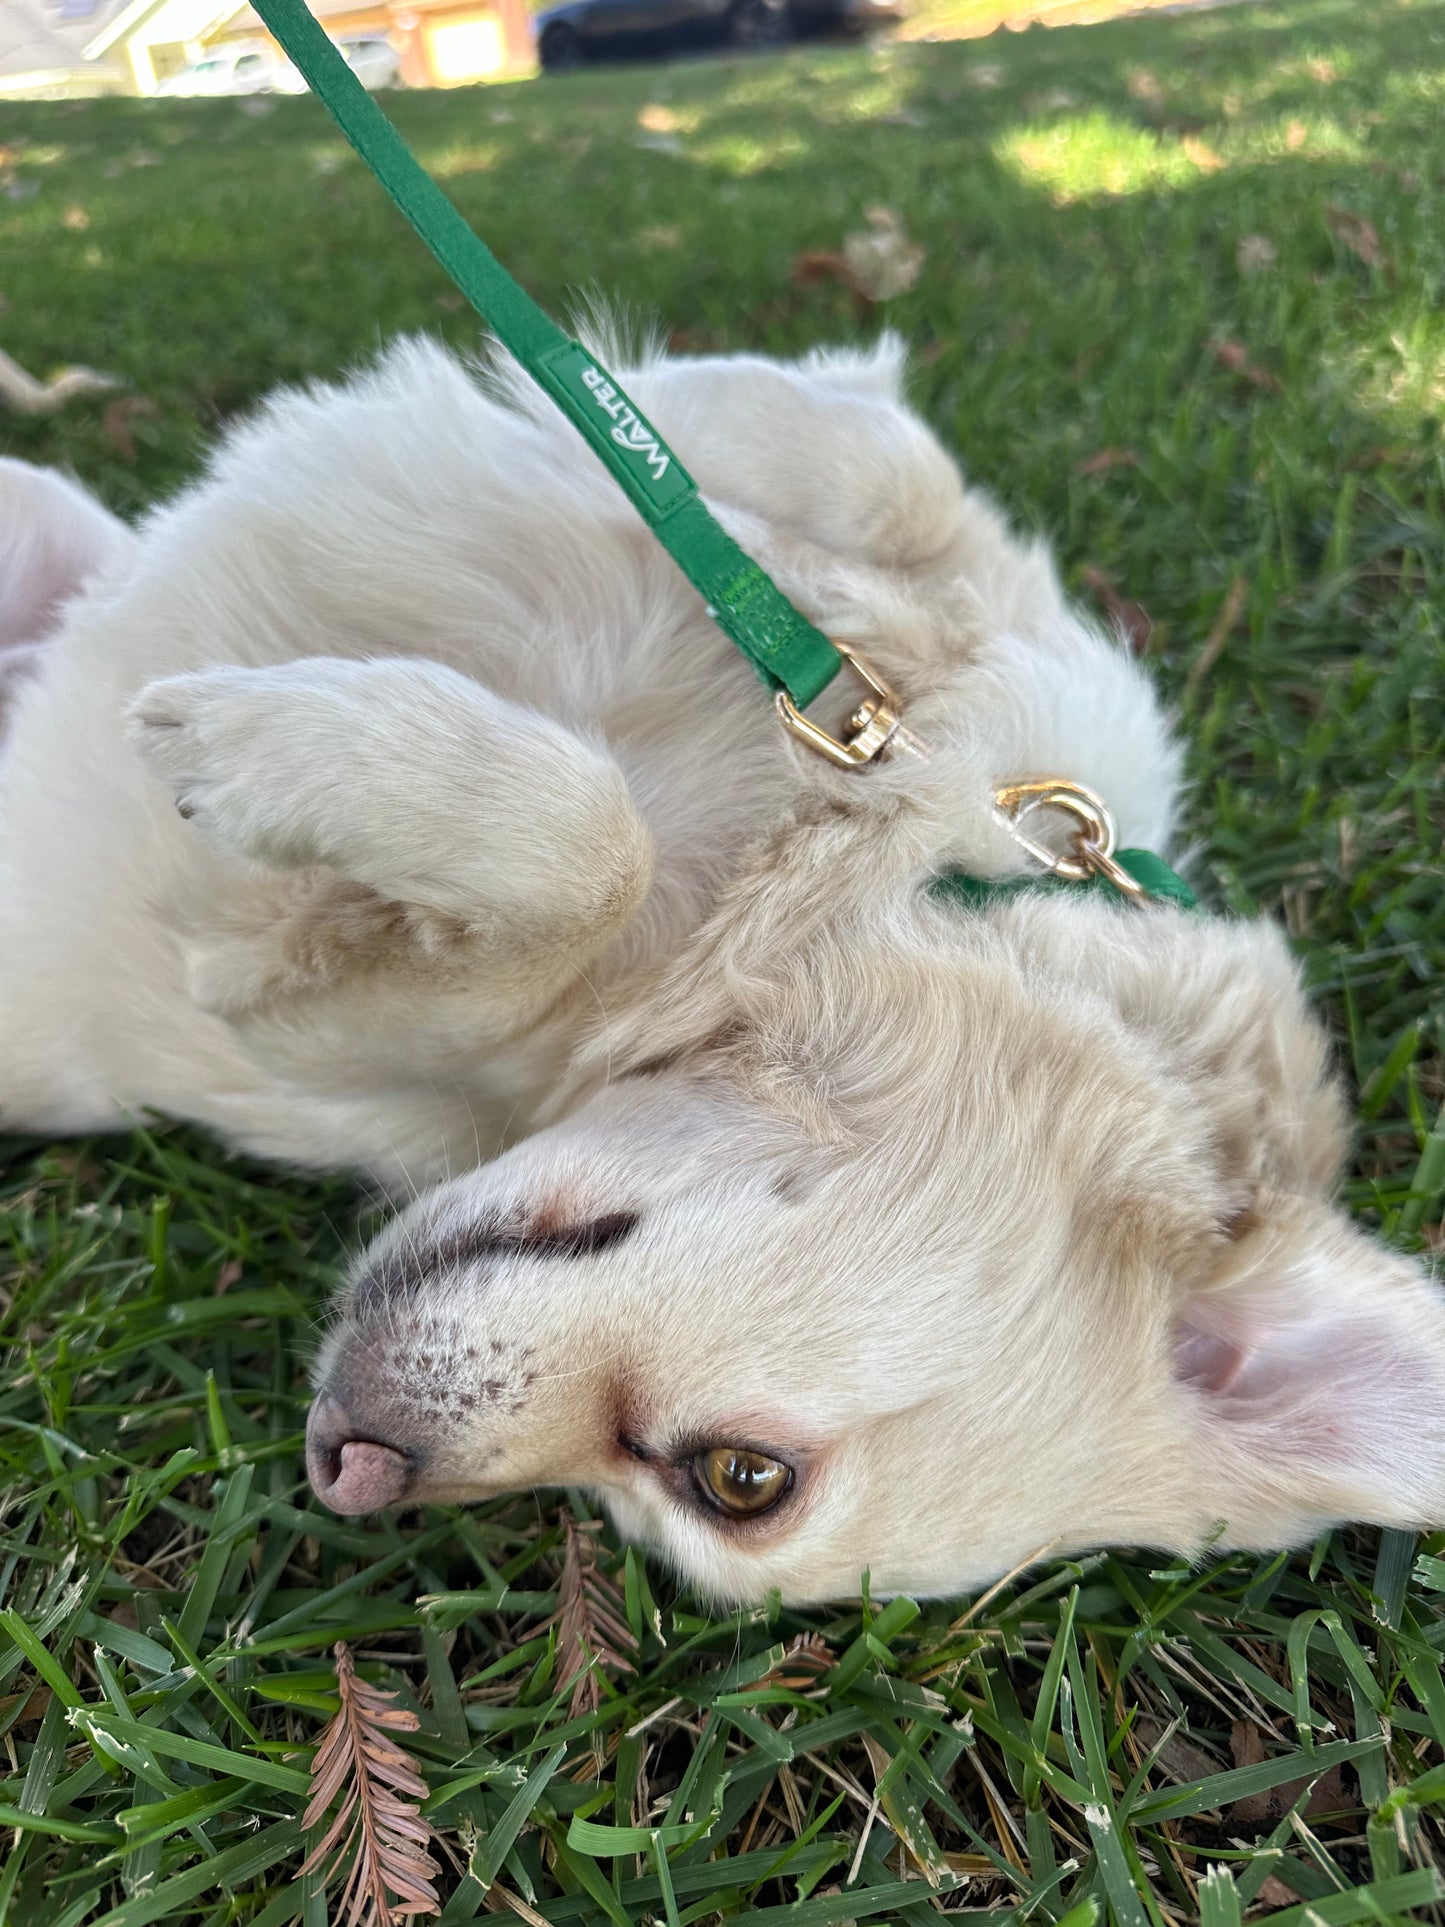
2, 334, 1440, 1605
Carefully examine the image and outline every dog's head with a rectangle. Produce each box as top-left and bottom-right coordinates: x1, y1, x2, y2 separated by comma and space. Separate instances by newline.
308, 836, 1445, 1604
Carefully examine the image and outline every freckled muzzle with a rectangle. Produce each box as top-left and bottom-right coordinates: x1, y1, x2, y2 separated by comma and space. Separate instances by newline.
304, 1288, 548, 1513
305, 1392, 417, 1514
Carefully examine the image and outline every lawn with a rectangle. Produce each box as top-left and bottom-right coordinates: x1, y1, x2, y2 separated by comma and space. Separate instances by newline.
2, 0, 1444, 1920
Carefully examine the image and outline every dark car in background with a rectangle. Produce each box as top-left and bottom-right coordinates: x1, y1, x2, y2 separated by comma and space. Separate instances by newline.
535, 0, 902, 69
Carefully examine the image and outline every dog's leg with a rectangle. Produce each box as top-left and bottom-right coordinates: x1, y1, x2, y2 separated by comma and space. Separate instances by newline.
126, 657, 653, 1028
127, 655, 655, 1063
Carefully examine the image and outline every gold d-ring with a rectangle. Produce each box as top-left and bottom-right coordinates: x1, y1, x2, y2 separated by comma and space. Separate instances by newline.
775, 647, 903, 769
995, 778, 1145, 899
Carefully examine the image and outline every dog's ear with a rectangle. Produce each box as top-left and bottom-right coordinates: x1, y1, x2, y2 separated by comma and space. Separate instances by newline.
0, 459, 132, 651
1177, 1194, 1445, 1536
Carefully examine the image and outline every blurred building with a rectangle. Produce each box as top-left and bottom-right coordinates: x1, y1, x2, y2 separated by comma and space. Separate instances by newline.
229, 0, 535, 86
0, 0, 133, 97
221, 0, 534, 86
0, 0, 532, 95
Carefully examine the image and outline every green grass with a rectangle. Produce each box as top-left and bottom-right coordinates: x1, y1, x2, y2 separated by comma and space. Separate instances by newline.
2, 0, 1444, 1919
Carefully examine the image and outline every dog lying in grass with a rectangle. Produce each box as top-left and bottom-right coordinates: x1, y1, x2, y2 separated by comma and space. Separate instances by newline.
2, 335, 1439, 1605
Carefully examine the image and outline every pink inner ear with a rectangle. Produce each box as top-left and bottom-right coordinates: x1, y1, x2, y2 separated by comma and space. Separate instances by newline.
1171, 1206, 1445, 1517
0, 464, 126, 652
1172, 1292, 1351, 1415
1172, 1321, 1249, 1396
1173, 1298, 1439, 1468
1, 527, 67, 652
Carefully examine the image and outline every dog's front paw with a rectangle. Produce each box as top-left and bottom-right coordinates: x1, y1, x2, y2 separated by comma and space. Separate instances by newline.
127, 667, 324, 869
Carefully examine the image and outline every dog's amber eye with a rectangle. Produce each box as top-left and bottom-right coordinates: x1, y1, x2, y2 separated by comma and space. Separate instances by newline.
693, 1447, 792, 1517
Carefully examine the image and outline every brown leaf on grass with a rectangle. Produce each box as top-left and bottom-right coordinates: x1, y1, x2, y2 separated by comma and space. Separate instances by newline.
1306, 56, 1337, 82
1079, 564, 1153, 655
0, 1683, 52, 1727
1182, 136, 1225, 172
546, 1509, 638, 1720
1134, 1716, 1224, 1791
637, 102, 679, 134
1210, 337, 1283, 394
758, 1632, 834, 1692
1075, 446, 1139, 477
792, 250, 876, 322
101, 395, 156, 462
1227, 1719, 1354, 1831
1229, 1715, 1265, 1767
300, 1641, 440, 1927
1301, 1764, 1352, 1816
793, 208, 923, 307
1326, 204, 1389, 274
792, 249, 862, 299
1257, 1873, 1308, 1905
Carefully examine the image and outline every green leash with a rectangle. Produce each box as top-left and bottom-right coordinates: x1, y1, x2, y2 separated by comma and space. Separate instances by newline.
247, 0, 1196, 908
251, 0, 842, 713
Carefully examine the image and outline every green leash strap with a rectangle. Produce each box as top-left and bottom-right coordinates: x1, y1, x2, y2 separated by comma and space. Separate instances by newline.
248, 0, 1197, 911
249, 0, 842, 711
933, 848, 1198, 912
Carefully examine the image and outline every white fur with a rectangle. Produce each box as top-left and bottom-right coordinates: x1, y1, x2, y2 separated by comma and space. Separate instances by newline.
2, 334, 1439, 1604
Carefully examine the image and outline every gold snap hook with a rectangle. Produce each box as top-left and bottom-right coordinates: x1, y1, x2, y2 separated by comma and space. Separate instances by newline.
995, 778, 1146, 899
775, 646, 903, 769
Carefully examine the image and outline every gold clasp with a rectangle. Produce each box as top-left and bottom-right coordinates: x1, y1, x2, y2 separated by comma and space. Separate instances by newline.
995, 778, 1145, 899
775, 647, 903, 769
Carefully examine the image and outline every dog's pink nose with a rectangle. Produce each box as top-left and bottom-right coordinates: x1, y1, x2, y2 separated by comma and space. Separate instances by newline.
306, 1395, 412, 1513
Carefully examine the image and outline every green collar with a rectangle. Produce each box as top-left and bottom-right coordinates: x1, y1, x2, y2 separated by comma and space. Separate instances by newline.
933, 847, 1198, 912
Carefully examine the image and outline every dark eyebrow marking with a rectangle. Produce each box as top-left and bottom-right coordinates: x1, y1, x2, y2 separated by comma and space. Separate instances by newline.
499, 1212, 641, 1261
355, 1211, 640, 1307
